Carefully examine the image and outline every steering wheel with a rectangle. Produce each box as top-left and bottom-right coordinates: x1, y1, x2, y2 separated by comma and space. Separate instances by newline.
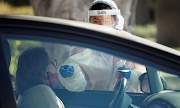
108, 77, 127, 108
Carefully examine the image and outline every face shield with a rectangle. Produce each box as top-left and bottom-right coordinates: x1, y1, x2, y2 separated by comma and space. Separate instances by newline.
86, 9, 123, 29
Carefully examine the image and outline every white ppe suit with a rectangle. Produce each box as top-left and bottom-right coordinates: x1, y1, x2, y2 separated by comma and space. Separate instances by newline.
58, 47, 145, 92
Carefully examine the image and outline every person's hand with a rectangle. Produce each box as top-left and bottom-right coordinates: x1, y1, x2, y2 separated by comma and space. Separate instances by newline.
59, 65, 74, 78
117, 67, 131, 79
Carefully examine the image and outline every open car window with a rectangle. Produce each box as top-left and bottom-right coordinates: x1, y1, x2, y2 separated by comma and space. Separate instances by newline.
1, 33, 149, 94
1, 30, 180, 108
1, 14, 180, 108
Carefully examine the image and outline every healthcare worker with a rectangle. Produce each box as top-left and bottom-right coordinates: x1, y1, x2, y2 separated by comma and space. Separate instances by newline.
57, 0, 146, 92
86, 0, 124, 30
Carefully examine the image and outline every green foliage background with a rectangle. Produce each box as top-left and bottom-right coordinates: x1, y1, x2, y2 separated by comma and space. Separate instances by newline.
8, 39, 40, 75
0, 1, 33, 15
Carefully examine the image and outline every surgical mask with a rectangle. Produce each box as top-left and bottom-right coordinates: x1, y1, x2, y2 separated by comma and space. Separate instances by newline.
102, 23, 115, 28
46, 72, 58, 88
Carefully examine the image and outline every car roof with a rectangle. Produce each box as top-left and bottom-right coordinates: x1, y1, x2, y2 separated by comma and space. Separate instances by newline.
1, 14, 180, 76
0, 14, 179, 57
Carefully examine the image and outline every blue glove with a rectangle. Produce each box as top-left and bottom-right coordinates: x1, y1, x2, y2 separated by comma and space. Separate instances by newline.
117, 67, 131, 79
59, 65, 74, 78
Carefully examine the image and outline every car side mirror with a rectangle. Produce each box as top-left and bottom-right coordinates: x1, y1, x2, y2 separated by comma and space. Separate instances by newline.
139, 73, 150, 93
139, 73, 167, 93
160, 75, 167, 90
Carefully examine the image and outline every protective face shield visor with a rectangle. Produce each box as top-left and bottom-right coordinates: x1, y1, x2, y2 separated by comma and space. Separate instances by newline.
86, 9, 123, 29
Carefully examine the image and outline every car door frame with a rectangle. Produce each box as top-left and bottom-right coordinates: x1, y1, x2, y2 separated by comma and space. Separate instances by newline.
1, 15, 180, 108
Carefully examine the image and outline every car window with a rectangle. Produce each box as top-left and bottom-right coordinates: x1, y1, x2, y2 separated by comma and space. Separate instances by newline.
159, 71, 180, 91
1, 34, 149, 95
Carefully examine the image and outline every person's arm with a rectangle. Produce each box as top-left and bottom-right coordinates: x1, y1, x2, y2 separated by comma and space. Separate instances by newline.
58, 63, 87, 92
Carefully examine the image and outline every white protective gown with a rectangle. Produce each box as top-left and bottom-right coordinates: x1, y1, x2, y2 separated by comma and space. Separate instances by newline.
58, 47, 146, 92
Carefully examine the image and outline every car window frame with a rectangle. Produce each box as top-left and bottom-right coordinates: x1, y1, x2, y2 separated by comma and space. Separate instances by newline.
1, 15, 180, 107
0, 37, 17, 108
1, 32, 178, 94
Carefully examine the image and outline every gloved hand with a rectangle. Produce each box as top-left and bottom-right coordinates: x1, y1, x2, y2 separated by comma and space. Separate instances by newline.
117, 67, 131, 79
59, 65, 74, 78
114, 66, 131, 89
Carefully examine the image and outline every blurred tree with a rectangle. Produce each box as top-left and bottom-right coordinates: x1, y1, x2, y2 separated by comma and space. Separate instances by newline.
156, 0, 180, 47
114, 0, 136, 33
136, 0, 156, 25
136, 0, 151, 25
30, 0, 135, 65
30, 0, 134, 32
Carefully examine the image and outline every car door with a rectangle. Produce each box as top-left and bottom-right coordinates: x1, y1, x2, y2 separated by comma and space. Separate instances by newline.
0, 32, 148, 108
1, 15, 180, 108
